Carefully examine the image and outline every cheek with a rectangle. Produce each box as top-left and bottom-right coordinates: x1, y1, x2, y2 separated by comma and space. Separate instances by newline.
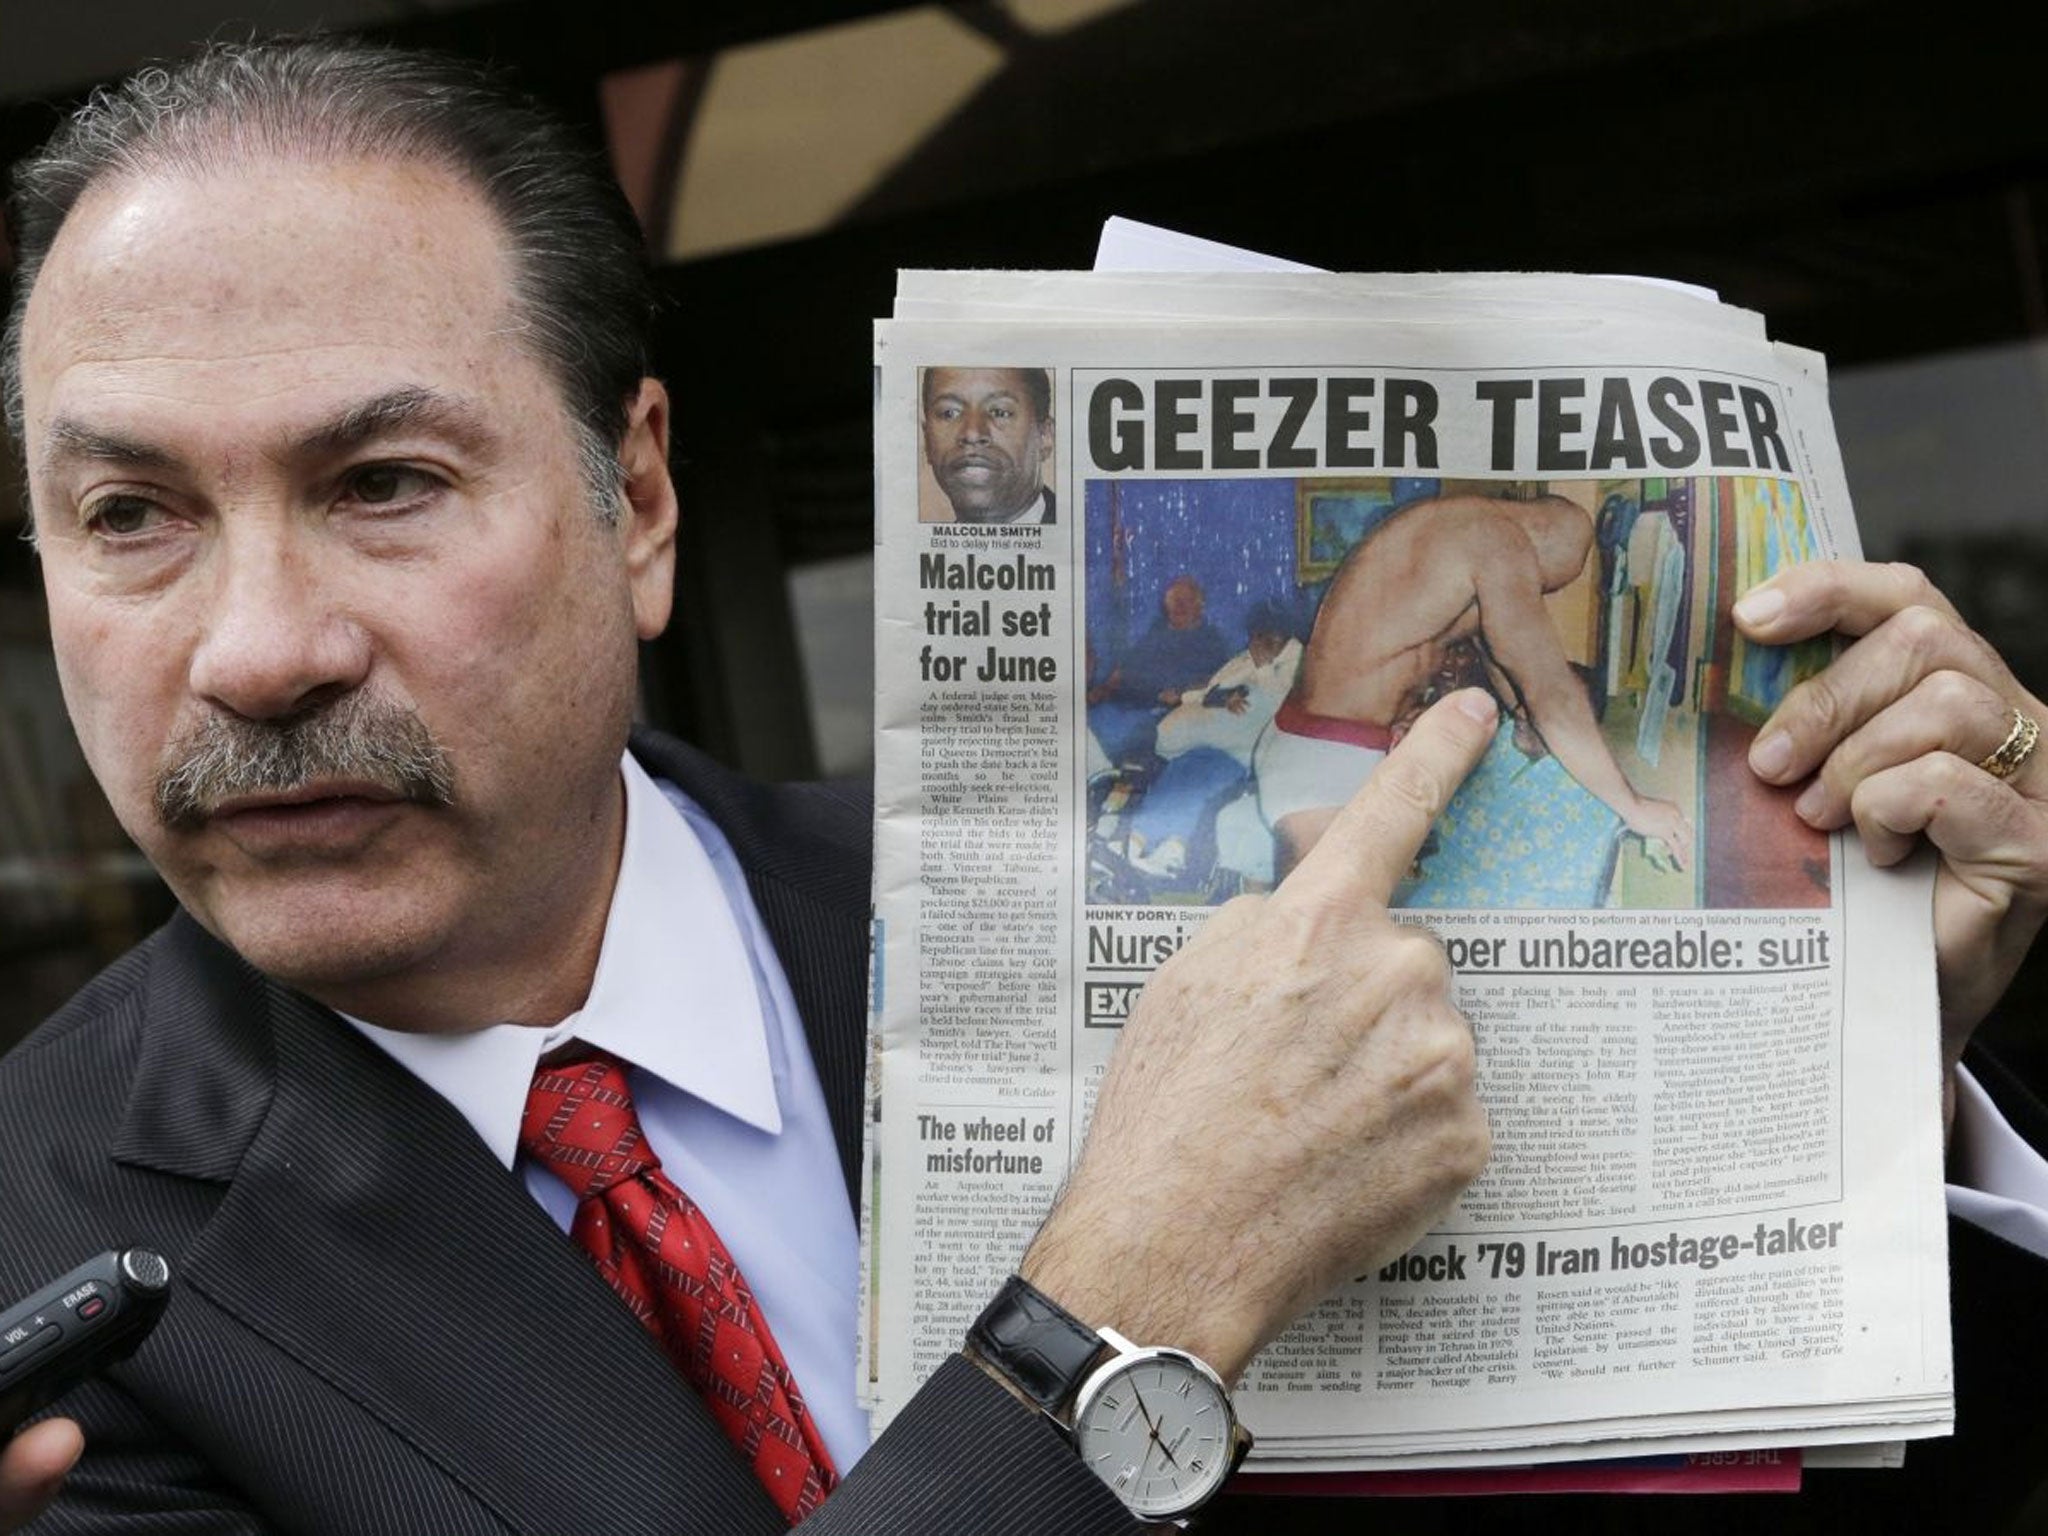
392, 565, 543, 715
1009, 425, 1046, 467
45, 595, 186, 816
391, 539, 634, 768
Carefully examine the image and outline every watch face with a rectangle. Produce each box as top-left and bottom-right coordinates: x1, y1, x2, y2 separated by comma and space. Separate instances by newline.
1072, 1348, 1235, 1518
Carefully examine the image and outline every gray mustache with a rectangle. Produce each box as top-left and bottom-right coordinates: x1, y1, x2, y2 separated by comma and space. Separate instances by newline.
154, 693, 456, 831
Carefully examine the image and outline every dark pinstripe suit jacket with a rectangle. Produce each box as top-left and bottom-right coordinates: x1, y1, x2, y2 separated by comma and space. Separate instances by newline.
0, 731, 1139, 1535
8, 731, 2048, 1533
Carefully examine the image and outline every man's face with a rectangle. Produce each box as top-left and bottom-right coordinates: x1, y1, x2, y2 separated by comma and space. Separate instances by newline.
19, 156, 676, 1028
921, 367, 1051, 522
1163, 578, 1205, 630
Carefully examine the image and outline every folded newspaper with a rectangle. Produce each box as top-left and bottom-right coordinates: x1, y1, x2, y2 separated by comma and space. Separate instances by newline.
860, 221, 1952, 1479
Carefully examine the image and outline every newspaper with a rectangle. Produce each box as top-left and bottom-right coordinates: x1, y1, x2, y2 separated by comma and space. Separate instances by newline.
861, 239, 1952, 1473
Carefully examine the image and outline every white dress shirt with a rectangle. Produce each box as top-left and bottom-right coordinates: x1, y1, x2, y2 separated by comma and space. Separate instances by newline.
346, 754, 871, 1471
1949, 1064, 2048, 1260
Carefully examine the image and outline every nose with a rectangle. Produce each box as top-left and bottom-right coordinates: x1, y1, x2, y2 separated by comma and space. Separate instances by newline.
186, 520, 372, 721
958, 406, 992, 443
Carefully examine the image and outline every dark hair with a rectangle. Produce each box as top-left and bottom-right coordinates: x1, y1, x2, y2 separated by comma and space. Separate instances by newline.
920, 365, 1053, 425
1, 38, 657, 516
1245, 599, 1293, 640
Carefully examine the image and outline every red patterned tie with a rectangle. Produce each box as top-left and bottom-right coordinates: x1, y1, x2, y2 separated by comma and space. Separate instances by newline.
521, 1054, 838, 1522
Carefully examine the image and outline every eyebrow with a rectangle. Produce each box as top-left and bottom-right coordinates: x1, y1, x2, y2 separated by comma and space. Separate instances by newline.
295, 385, 496, 459
39, 385, 497, 478
40, 419, 180, 472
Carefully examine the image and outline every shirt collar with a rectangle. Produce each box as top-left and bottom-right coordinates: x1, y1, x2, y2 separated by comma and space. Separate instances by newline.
346, 752, 783, 1167
988, 489, 1049, 526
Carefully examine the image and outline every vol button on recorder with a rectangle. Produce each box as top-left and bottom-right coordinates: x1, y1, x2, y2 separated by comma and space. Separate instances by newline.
0, 1249, 172, 1435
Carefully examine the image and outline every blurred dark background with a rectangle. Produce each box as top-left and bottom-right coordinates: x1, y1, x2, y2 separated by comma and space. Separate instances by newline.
3, 0, 2045, 1084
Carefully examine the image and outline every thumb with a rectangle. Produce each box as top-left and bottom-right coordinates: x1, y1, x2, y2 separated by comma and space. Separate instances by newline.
0, 1418, 84, 1530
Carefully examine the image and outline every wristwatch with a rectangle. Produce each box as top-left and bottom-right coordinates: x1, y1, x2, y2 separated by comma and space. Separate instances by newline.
966, 1275, 1253, 1522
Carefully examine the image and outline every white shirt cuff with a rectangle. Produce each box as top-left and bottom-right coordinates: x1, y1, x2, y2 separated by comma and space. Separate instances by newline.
1945, 1062, 2048, 1261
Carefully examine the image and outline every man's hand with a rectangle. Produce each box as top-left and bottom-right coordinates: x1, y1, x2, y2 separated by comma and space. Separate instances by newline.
1735, 561, 2048, 1107
1021, 689, 1499, 1382
0, 1419, 83, 1531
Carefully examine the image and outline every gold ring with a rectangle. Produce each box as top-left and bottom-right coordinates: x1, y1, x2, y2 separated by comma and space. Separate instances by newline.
1977, 708, 2041, 781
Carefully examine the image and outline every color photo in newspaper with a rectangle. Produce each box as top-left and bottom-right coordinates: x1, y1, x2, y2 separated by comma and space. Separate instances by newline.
864, 298, 1951, 1468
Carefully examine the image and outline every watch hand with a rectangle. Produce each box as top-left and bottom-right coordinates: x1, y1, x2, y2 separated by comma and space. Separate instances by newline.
1132, 1387, 1180, 1468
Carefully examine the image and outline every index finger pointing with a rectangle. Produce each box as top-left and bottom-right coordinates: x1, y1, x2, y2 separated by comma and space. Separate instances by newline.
1280, 689, 1499, 911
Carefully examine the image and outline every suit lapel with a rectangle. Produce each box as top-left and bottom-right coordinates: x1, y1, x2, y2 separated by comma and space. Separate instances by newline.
112, 912, 275, 1181
117, 919, 786, 1536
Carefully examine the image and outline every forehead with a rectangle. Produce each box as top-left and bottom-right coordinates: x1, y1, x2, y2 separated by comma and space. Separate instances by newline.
18, 155, 530, 463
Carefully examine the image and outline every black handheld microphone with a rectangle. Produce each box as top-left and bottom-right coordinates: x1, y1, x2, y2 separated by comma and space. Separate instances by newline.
0, 1249, 171, 1436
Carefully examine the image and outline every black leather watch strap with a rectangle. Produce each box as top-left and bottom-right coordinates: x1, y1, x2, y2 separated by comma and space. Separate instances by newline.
966, 1275, 1105, 1416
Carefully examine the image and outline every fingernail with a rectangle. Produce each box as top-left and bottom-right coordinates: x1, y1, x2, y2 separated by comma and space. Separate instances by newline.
1733, 588, 1785, 627
1454, 689, 1498, 724
1794, 780, 1827, 822
1750, 730, 1793, 779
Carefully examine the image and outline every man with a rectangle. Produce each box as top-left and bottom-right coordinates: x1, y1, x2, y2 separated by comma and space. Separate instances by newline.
1154, 600, 1301, 766
0, 41, 1493, 1533
919, 366, 1056, 524
1257, 491, 1694, 876
1094, 574, 1231, 709
5, 41, 2048, 1536
1088, 574, 1233, 764
1126, 603, 1301, 880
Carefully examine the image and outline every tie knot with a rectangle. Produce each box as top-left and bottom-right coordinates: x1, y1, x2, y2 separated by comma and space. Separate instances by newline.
520, 1053, 659, 1199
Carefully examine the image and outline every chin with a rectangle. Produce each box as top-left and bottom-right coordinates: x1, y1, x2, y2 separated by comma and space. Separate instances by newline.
188, 874, 454, 1000
232, 926, 437, 1000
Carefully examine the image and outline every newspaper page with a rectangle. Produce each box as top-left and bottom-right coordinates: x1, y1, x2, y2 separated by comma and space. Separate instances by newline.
862, 275, 1952, 1470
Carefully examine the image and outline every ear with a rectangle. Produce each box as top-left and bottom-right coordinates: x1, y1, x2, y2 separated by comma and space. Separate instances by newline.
618, 377, 679, 640
1038, 410, 1055, 465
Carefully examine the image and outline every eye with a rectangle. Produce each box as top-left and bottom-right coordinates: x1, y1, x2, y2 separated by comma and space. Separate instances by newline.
82, 494, 170, 538
340, 463, 442, 509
